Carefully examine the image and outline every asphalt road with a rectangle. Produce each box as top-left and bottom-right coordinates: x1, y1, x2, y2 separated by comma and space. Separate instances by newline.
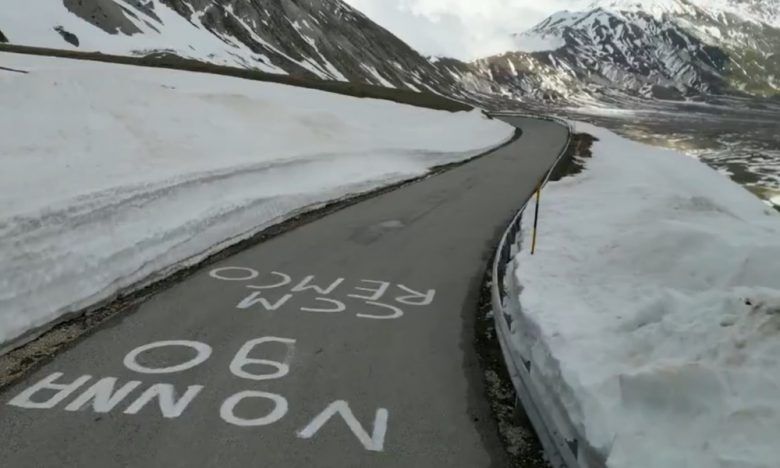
0, 116, 568, 468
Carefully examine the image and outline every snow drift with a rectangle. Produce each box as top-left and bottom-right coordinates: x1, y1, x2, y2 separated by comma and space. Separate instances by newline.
0, 52, 513, 348
506, 122, 780, 467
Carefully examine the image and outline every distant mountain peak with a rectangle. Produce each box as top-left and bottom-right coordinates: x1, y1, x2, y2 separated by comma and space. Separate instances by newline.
591, 0, 780, 27
591, 0, 695, 17
491, 0, 780, 101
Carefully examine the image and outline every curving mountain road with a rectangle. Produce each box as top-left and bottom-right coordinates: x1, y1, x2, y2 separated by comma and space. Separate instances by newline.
0, 116, 568, 468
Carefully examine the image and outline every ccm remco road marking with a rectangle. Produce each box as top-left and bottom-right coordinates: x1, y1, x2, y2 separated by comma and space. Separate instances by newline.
209, 267, 435, 319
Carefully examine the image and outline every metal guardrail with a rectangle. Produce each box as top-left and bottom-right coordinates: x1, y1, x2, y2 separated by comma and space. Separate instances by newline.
488, 114, 605, 468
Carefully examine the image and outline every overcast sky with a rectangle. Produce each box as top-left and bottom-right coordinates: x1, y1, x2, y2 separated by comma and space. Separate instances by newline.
342, 0, 590, 60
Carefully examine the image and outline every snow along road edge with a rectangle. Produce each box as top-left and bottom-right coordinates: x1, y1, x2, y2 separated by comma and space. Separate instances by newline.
0, 127, 520, 369
0, 51, 509, 357
489, 113, 598, 468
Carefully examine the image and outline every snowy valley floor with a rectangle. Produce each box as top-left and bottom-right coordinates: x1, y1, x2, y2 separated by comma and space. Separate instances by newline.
557, 97, 780, 211
0, 52, 513, 349
505, 122, 780, 467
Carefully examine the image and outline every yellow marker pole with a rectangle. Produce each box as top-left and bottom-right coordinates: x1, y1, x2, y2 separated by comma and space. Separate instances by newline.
531, 183, 542, 255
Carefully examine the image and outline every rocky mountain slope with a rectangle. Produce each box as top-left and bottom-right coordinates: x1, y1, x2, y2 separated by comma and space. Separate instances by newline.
471, 0, 780, 102
0, 0, 467, 95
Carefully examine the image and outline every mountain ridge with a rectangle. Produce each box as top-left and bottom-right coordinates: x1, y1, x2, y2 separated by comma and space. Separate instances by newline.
0, 0, 467, 95
1, 0, 777, 106
456, 0, 779, 104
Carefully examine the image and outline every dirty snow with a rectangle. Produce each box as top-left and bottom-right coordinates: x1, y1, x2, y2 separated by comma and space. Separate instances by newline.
506, 122, 780, 467
0, 52, 513, 347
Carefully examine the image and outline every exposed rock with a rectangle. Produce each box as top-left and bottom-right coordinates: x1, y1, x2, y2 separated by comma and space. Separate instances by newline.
650, 85, 685, 101
63, 0, 141, 35
54, 26, 80, 47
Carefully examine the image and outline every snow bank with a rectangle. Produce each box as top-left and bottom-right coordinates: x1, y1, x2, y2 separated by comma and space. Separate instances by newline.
507, 122, 780, 467
0, 52, 513, 347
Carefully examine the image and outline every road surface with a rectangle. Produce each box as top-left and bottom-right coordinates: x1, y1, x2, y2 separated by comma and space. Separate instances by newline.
0, 116, 568, 468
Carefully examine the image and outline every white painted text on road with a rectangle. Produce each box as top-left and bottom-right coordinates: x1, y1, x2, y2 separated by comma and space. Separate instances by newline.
209, 267, 436, 320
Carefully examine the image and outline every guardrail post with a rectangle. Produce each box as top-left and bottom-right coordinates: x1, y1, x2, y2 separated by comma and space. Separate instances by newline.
531, 183, 542, 255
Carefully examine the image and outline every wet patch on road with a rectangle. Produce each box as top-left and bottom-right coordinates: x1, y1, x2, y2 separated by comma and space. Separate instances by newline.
350, 219, 406, 244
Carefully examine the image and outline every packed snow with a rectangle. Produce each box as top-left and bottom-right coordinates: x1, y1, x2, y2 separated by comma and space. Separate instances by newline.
505, 122, 780, 467
0, 52, 513, 348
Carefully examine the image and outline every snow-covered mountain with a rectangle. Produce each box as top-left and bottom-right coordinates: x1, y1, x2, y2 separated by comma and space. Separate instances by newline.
1, 0, 777, 105
473, 0, 780, 101
0, 0, 464, 94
